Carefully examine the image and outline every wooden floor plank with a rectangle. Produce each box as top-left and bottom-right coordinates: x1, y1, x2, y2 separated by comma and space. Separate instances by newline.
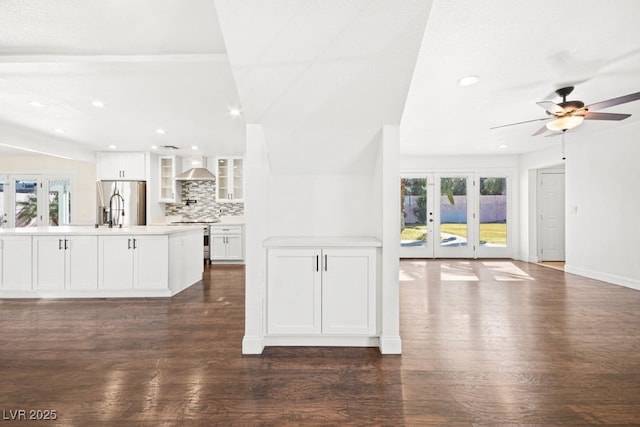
1, 260, 640, 424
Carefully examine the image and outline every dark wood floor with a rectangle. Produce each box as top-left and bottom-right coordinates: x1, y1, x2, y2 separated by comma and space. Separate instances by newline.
1, 260, 640, 425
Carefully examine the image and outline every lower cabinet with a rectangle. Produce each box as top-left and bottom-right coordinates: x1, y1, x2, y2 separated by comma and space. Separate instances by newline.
210, 225, 243, 261
0, 236, 32, 290
267, 247, 376, 336
33, 235, 98, 291
98, 235, 168, 290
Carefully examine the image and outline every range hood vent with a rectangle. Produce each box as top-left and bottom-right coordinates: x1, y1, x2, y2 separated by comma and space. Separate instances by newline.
175, 157, 216, 181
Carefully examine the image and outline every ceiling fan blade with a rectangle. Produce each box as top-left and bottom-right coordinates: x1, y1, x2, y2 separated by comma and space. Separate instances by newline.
536, 101, 564, 115
584, 111, 631, 121
587, 91, 640, 111
532, 125, 548, 136
490, 117, 549, 130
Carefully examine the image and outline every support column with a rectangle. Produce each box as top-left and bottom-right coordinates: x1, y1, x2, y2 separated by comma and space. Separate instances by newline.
242, 124, 268, 354
379, 125, 402, 354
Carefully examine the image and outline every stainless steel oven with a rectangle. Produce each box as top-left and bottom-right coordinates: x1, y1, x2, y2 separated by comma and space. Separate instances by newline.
203, 226, 210, 261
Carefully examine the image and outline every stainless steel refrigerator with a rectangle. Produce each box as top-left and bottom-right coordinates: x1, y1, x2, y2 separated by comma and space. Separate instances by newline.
96, 181, 146, 226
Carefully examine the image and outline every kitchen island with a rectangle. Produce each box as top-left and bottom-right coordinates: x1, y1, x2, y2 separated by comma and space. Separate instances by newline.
0, 225, 203, 298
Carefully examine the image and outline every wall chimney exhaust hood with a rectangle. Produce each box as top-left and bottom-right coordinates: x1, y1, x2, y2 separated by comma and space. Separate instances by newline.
175, 156, 216, 181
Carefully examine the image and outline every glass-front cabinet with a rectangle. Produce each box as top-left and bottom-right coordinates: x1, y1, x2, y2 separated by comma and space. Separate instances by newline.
158, 156, 181, 203
216, 157, 244, 203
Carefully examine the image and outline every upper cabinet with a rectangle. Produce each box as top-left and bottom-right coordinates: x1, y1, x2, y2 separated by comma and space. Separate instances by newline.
216, 156, 244, 203
97, 152, 146, 181
158, 156, 181, 203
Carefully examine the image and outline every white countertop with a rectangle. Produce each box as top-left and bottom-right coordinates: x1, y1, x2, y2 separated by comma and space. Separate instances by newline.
0, 225, 204, 236
264, 236, 382, 247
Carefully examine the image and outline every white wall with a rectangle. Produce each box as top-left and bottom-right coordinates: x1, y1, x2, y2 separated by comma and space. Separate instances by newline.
0, 155, 96, 224
564, 125, 640, 289
401, 154, 519, 171
267, 174, 377, 237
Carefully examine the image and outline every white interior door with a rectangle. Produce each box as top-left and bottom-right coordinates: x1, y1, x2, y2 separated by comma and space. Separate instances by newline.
434, 174, 474, 258
539, 172, 565, 261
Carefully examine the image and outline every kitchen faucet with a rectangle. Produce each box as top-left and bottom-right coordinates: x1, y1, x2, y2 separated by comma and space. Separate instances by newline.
108, 190, 125, 228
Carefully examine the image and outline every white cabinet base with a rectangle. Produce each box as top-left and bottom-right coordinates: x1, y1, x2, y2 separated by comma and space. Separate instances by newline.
263, 236, 381, 350
263, 335, 379, 348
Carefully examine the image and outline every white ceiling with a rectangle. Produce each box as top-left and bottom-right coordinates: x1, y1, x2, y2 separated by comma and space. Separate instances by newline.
402, 0, 640, 156
0, 0, 245, 160
1, 0, 640, 165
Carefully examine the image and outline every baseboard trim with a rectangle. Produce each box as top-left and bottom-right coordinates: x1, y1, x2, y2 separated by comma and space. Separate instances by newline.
565, 264, 640, 291
379, 335, 403, 354
263, 335, 379, 348
241, 336, 265, 355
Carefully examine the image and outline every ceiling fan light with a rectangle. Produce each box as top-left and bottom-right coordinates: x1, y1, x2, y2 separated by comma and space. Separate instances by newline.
546, 115, 584, 131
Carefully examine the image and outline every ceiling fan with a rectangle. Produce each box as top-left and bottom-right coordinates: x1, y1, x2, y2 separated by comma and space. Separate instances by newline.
491, 86, 640, 136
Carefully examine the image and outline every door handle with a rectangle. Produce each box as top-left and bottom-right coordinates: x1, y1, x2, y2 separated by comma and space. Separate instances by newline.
133, 238, 137, 250
64, 239, 68, 250
324, 254, 327, 271
128, 238, 132, 249
59, 239, 63, 250
316, 255, 319, 272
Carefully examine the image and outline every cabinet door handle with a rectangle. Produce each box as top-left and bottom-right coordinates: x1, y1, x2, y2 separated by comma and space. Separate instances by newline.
64, 239, 68, 250
59, 239, 63, 250
128, 238, 132, 249
133, 238, 137, 250
325, 254, 328, 271
316, 255, 319, 272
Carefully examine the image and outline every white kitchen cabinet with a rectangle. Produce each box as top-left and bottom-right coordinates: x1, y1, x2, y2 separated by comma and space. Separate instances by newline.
158, 155, 181, 203
266, 246, 376, 336
98, 235, 168, 290
215, 157, 244, 202
0, 236, 32, 290
32, 235, 98, 291
97, 152, 146, 180
210, 225, 244, 261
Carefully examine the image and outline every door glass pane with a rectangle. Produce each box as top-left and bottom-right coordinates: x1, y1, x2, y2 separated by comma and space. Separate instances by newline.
233, 158, 243, 199
217, 158, 228, 199
479, 177, 507, 247
401, 178, 427, 247
15, 179, 38, 227
49, 178, 72, 226
440, 177, 467, 247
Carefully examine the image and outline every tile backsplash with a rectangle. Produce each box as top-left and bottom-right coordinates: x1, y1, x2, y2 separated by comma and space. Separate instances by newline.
165, 181, 243, 221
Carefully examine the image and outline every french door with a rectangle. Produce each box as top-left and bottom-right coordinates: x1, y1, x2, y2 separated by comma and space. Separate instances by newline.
0, 175, 72, 228
401, 173, 510, 259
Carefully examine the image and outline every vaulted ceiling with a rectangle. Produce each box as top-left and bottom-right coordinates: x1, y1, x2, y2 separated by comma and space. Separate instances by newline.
1, 1, 639, 166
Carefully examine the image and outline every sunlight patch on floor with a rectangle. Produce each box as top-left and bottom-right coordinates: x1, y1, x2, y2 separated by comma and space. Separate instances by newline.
440, 261, 479, 281
483, 261, 534, 281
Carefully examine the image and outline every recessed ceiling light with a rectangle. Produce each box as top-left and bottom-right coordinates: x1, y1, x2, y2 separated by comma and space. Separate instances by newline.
156, 128, 166, 135
91, 100, 105, 108
498, 144, 508, 149
458, 75, 480, 87
29, 101, 45, 108
108, 145, 117, 150
229, 108, 242, 117
150, 145, 158, 150
53, 128, 65, 134
191, 145, 198, 150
